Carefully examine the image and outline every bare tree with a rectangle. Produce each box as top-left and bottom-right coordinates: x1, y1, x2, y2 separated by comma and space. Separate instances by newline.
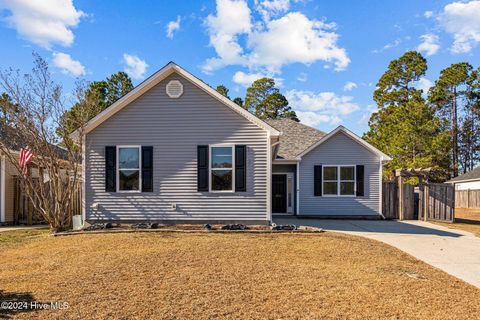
0, 54, 91, 231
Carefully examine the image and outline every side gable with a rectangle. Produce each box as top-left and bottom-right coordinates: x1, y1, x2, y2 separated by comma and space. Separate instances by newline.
71, 62, 280, 139
298, 126, 391, 161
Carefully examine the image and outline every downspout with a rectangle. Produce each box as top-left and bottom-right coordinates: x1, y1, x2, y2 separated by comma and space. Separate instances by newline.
378, 158, 386, 220
296, 159, 300, 215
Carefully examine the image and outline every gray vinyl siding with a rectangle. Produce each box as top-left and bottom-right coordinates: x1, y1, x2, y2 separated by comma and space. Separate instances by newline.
299, 132, 381, 216
85, 73, 268, 223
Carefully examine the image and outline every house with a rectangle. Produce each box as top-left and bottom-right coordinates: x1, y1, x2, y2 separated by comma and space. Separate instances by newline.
73, 62, 391, 225
446, 167, 480, 190
0, 125, 42, 225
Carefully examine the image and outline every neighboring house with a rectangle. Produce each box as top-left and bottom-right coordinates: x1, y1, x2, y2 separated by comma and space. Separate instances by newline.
73, 62, 391, 225
0, 125, 41, 225
446, 167, 480, 190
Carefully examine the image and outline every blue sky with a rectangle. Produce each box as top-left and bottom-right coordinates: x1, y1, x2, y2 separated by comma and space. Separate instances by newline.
0, 0, 479, 135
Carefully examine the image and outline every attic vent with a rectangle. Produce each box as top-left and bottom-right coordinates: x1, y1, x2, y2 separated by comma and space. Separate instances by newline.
166, 80, 183, 98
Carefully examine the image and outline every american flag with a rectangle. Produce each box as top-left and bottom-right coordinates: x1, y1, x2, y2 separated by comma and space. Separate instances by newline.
19, 146, 33, 175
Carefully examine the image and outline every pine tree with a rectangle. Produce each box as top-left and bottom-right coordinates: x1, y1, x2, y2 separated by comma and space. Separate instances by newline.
364, 51, 450, 179
428, 62, 472, 176
244, 78, 299, 121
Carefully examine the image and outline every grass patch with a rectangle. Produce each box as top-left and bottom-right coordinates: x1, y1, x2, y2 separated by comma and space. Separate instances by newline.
433, 209, 480, 237
0, 232, 479, 319
0, 228, 50, 244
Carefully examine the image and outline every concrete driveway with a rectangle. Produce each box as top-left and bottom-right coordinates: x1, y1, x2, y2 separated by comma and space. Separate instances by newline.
274, 218, 480, 289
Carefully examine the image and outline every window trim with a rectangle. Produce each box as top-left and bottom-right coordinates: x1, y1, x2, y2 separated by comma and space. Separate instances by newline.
116, 145, 142, 193
209, 144, 235, 193
321, 165, 356, 197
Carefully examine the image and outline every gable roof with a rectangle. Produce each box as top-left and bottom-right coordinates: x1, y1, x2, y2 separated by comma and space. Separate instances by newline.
447, 166, 480, 183
71, 62, 280, 139
265, 119, 326, 160
298, 125, 392, 161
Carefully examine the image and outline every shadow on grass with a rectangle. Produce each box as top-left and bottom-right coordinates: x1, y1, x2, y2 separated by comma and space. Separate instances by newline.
0, 290, 43, 319
455, 218, 480, 225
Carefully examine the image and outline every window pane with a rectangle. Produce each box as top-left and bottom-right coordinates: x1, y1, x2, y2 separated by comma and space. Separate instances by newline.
119, 148, 139, 169
324, 167, 337, 180
212, 169, 232, 191
340, 182, 355, 195
340, 166, 354, 180
323, 181, 337, 195
211, 147, 232, 168
119, 170, 140, 191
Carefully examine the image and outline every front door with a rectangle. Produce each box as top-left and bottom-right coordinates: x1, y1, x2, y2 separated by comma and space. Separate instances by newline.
272, 174, 287, 213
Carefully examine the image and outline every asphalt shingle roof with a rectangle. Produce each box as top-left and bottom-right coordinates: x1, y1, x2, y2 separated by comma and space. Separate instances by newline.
265, 119, 326, 160
448, 166, 480, 183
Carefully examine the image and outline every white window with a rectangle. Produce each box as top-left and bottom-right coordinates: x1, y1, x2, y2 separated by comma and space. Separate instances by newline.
323, 165, 355, 196
117, 146, 141, 192
210, 145, 234, 192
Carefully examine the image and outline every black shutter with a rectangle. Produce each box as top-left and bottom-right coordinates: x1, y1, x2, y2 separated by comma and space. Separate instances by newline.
314, 165, 322, 196
105, 146, 116, 192
356, 165, 365, 196
197, 145, 209, 191
142, 146, 153, 192
235, 145, 246, 192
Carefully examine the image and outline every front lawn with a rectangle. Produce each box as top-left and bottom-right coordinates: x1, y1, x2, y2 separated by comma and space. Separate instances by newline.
0, 232, 479, 319
433, 208, 480, 237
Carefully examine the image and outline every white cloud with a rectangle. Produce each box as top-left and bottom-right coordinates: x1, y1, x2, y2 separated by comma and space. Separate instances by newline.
0, 0, 85, 49
203, 0, 252, 73
247, 12, 350, 73
424, 11, 434, 18
286, 89, 359, 126
296, 111, 340, 127
372, 38, 402, 53
52, 52, 85, 77
203, 0, 349, 74
415, 77, 434, 96
343, 81, 357, 91
297, 72, 307, 82
232, 71, 283, 87
122, 53, 148, 80
417, 33, 440, 56
358, 104, 378, 126
166, 16, 181, 39
439, 1, 480, 53
255, 0, 291, 21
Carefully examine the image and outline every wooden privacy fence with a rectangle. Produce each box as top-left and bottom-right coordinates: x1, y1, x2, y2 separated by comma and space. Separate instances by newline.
13, 177, 83, 225
382, 182, 455, 222
455, 190, 480, 209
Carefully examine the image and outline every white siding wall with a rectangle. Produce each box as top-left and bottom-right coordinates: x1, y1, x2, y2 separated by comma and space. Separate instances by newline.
85, 73, 269, 223
455, 181, 480, 190
299, 132, 381, 216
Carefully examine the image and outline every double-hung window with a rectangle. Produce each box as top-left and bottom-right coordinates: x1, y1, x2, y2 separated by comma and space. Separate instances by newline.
117, 146, 141, 192
210, 146, 233, 192
323, 165, 355, 196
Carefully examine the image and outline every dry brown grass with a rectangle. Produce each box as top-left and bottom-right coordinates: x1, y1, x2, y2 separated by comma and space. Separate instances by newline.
433, 208, 480, 237
1, 232, 479, 319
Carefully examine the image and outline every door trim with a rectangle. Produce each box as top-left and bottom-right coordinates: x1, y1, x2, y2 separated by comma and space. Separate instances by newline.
272, 172, 294, 214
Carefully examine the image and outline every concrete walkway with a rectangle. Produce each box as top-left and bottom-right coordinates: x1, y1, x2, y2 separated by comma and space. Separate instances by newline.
274, 218, 480, 289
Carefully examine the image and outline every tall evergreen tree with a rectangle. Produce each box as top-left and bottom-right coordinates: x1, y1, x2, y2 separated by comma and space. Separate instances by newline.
428, 62, 472, 176
373, 50, 427, 108
216, 85, 230, 99
244, 78, 299, 121
364, 51, 450, 179
62, 71, 134, 133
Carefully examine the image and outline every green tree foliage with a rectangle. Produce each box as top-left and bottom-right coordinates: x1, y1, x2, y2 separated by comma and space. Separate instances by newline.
364, 51, 450, 179
244, 77, 299, 121
428, 63, 473, 176
373, 51, 427, 108
62, 71, 134, 133
216, 85, 230, 99
233, 97, 243, 107
0, 93, 15, 124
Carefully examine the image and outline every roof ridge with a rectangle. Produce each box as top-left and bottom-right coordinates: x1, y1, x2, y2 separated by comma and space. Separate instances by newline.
266, 118, 326, 135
